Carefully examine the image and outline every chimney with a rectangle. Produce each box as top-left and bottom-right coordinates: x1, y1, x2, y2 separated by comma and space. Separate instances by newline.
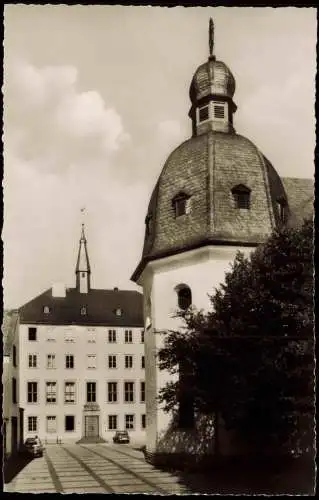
52, 283, 66, 298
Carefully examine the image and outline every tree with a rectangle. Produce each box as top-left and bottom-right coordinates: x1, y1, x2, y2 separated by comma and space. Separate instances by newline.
158, 219, 314, 456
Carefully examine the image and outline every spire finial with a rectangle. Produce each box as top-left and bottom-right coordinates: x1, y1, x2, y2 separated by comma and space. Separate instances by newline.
209, 17, 215, 59
80, 207, 86, 240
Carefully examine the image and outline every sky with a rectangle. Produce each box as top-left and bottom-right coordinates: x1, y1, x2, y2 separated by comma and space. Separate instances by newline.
3, 5, 316, 309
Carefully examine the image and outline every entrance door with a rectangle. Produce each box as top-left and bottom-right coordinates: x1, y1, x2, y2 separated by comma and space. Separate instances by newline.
85, 416, 99, 438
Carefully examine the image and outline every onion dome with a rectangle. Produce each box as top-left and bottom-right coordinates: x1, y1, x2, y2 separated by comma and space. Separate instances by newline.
190, 60, 236, 103
190, 19, 235, 103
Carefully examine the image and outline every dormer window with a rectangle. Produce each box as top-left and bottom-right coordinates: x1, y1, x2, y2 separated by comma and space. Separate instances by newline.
145, 214, 152, 237
277, 198, 287, 224
115, 308, 122, 317
198, 105, 209, 123
172, 192, 191, 218
232, 185, 251, 209
43, 306, 50, 314
81, 306, 87, 315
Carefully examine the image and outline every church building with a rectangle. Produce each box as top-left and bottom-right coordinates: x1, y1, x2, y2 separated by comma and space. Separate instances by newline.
18, 225, 146, 445
131, 19, 313, 462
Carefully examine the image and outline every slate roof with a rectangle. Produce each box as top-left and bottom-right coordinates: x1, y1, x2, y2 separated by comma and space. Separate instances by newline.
19, 288, 144, 327
132, 131, 289, 282
281, 177, 314, 227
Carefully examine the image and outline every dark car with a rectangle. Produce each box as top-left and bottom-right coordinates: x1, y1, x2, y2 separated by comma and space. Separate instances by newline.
22, 437, 45, 457
113, 431, 130, 444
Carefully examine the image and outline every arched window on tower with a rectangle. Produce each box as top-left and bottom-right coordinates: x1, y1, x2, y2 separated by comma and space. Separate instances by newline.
175, 284, 192, 310
232, 184, 251, 209
172, 192, 191, 218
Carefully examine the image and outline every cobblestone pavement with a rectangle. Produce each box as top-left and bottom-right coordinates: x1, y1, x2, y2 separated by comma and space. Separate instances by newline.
4, 444, 191, 494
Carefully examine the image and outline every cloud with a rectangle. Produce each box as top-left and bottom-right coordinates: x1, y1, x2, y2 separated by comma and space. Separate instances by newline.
4, 60, 130, 174
157, 119, 182, 143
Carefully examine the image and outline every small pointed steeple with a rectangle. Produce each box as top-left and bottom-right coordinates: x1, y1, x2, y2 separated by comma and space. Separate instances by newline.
75, 223, 91, 293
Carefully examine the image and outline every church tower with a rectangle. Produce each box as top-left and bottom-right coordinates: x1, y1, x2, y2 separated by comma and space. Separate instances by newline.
75, 224, 91, 294
131, 18, 298, 463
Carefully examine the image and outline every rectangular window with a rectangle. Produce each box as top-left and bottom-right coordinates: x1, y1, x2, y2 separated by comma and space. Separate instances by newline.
28, 416, 37, 432
27, 382, 38, 403
46, 327, 55, 342
64, 331, 75, 343
28, 327, 37, 341
108, 382, 117, 403
124, 382, 134, 403
64, 382, 76, 404
13, 345, 17, 367
125, 330, 133, 343
46, 381, 57, 403
141, 330, 144, 343
47, 354, 56, 369
140, 381, 145, 403
125, 355, 133, 369
108, 415, 118, 430
87, 354, 97, 369
12, 378, 17, 404
141, 356, 145, 369
199, 105, 209, 122
108, 355, 117, 369
65, 415, 75, 432
141, 414, 146, 430
46, 416, 57, 433
28, 354, 37, 368
108, 330, 116, 343
125, 414, 135, 430
65, 355, 74, 369
86, 382, 96, 403
88, 329, 96, 343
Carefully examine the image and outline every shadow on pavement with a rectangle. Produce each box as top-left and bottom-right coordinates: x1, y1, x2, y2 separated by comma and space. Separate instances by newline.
3, 453, 34, 484
150, 454, 316, 495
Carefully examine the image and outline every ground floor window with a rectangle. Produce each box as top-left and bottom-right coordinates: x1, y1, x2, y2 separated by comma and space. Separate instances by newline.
65, 415, 75, 432
141, 414, 146, 429
125, 414, 135, 430
28, 416, 37, 432
46, 416, 57, 433
108, 415, 118, 430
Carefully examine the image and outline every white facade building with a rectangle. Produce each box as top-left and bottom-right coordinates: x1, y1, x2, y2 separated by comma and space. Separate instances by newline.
2, 309, 23, 457
18, 225, 145, 445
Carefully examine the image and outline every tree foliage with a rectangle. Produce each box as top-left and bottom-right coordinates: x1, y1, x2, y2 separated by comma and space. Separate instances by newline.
158, 219, 314, 454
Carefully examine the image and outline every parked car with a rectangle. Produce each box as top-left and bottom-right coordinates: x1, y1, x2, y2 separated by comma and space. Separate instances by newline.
113, 431, 130, 444
22, 437, 45, 457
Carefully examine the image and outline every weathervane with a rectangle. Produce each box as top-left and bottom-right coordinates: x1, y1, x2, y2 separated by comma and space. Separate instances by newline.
209, 17, 215, 59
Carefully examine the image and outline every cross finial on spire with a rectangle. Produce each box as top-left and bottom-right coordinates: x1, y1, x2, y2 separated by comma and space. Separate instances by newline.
209, 18, 215, 59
